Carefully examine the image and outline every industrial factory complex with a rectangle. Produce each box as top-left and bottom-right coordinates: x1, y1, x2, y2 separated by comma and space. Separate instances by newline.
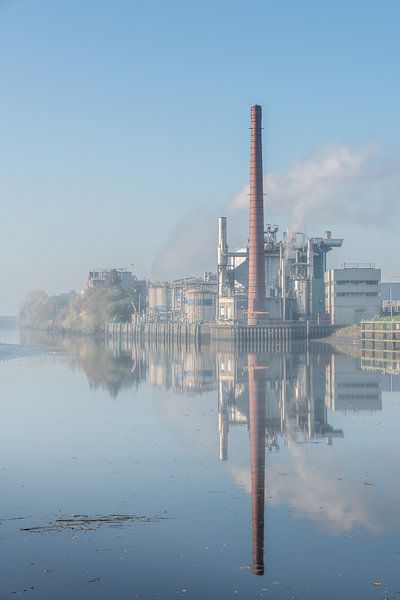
144, 232, 381, 328
103, 105, 391, 335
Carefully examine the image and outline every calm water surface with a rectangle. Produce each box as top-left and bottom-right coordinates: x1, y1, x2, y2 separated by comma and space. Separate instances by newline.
1, 322, 400, 599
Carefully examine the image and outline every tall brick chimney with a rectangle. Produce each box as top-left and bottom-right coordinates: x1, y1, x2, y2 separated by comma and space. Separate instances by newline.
247, 105, 266, 325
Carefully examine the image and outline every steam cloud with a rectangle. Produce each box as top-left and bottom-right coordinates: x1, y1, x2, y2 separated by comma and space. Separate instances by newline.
152, 142, 400, 280
151, 208, 219, 281
231, 142, 400, 231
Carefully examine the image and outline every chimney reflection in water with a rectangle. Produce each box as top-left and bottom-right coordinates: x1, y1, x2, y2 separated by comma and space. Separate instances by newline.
248, 352, 267, 576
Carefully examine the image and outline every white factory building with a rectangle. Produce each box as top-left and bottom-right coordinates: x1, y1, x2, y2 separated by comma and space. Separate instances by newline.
324, 264, 381, 326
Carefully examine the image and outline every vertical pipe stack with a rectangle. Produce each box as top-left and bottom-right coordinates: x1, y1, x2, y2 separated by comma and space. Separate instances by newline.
217, 216, 229, 298
248, 352, 266, 576
248, 105, 266, 325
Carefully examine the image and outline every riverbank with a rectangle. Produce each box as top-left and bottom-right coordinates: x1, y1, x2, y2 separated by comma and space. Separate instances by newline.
317, 324, 362, 357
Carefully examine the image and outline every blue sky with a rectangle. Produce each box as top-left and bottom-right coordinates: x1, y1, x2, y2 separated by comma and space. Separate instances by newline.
1, 0, 399, 312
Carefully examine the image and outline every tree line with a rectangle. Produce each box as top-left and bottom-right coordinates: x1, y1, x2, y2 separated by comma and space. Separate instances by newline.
19, 275, 144, 335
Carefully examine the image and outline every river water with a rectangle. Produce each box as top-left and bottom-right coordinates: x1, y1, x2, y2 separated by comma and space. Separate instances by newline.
1, 321, 399, 599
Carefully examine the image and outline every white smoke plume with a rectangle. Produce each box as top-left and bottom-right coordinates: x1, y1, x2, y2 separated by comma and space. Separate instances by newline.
231, 142, 400, 232
151, 207, 219, 281
152, 142, 400, 281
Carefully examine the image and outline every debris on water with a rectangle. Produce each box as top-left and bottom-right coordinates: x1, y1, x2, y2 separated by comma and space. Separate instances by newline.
373, 580, 382, 586
1, 515, 30, 524
20, 513, 168, 534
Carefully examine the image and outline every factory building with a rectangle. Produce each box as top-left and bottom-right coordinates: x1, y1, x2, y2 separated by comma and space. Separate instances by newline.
215, 104, 347, 326
144, 105, 382, 329
184, 289, 216, 323
217, 219, 343, 324
148, 283, 173, 316
325, 264, 381, 326
215, 105, 384, 328
148, 273, 217, 323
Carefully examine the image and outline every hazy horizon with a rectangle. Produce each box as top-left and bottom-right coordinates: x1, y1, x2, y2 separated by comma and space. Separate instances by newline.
1, 0, 399, 313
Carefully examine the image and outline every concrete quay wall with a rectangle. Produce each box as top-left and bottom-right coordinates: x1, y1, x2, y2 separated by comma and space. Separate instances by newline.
106, 321, 334, 350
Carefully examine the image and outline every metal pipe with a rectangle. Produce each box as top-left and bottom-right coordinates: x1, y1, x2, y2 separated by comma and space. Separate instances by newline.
217, 216, 229, 298
307, 239, 314, 319
280, 243, 286, 322
217, 217, 228, 268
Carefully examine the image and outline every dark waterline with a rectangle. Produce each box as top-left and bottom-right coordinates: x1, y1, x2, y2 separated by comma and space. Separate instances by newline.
1, 325, 399, 599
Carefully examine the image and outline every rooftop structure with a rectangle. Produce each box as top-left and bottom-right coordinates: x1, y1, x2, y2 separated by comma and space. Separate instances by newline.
87, 268, 134, 289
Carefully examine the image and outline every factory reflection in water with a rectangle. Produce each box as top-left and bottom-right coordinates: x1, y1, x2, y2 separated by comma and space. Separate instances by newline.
98, 339, 385, 577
